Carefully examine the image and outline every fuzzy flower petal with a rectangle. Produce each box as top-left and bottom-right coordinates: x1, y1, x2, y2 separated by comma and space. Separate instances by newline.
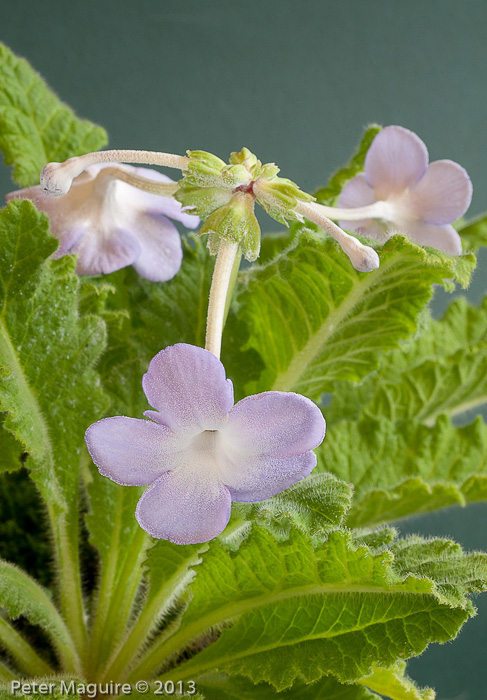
364, 125, 428, 194
337, 125, 472, 254
409, 160, 473, 225
85, 416, 183, 486
142, 344, 234, 434
6, 164, 199, 280
136, 467, 232, 544
86, 343, 326, 544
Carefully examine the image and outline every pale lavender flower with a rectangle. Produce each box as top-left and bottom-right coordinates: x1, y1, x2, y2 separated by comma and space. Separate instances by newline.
85, 343, 325, 544
6, 164, 199, 281
337, 125, 472, 255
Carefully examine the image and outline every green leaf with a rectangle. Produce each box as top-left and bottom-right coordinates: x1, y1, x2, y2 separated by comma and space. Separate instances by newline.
198, 673, 379, 700
0, 42, 107, 187
0, 415, 22, 473
328, 296, 487, 426
149, 528, 472, 690
236, 472, 352, 534
457, 213, 487, 253
235, 232, 474, 399
0, 200, 108, 512
358, 661, 434, 700
315, 125, 382, 204
318, 415, 487, 528
0, 558, 78, 670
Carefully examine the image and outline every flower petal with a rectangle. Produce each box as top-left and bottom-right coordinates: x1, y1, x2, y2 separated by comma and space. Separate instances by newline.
337, 173, 376, 208
223, 391, 325, 458
85, 416, 181, 486
74, 226, 142, 276
365, 125, 428, 195
222, 451, 317, 502
131, 167, 200, 228
135, 466, 232, 543
408, 222, 462, 255
142, 344, 234, 434
131, 213, 183, 282
338, 219, 389, 242
409, 160, 472, 225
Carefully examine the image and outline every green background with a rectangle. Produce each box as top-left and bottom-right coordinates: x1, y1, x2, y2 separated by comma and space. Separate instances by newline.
1, 1, 487, 696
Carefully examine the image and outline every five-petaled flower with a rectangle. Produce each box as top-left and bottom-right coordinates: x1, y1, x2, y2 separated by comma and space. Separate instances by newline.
6, 164, 199, 281
337, 125, 472, 255
85, 343, 326, 544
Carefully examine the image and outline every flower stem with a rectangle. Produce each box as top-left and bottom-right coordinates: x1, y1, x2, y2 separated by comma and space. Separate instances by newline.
205, 240, 241, 359
46, 503, 88, 667
0, 617, 53, 677
41, 150, 189, 196
310, 200, 395, 222
97, 166, 180, 197
296, 201, 380, 273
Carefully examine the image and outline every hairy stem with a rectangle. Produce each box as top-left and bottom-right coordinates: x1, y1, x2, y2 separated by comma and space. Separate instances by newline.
205, 241, 241, 359
0, 617, 53, 677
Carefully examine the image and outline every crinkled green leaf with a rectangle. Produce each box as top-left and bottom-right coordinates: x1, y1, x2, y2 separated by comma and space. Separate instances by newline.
235, 472, 352, 534
0, 201, 108, 512
198, 673, 379, 700
0, 42, 107, 187
151, 527, 472, 690
315, 125, 382, 204
457, 213, 487, 253
0, 559, 77, 670
328, 296, 487, 426
358, 661, 434, 700
234, 232, 474, 400
318, 415, 487, 528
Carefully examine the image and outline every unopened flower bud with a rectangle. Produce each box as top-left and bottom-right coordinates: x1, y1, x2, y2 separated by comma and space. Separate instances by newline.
199, 191, 261, 261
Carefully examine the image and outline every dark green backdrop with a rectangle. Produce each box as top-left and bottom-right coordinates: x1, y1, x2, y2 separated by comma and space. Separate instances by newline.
1, 1, 486, 697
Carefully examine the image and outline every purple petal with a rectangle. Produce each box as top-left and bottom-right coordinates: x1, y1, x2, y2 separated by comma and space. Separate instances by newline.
85, 416, 182, 486
408, 222, 462, 255
132, 166, 200, 229
131, 212, 183, 282
222, 451, 317, 502
337, 173, 376, 208
142, 344, 234, 433
409, 160, 472, 225
223, 392, 325, 458
75, 226, 142, 276
365, 126, 428, 195
338, 219, 389, 242
135, 466, 232, 543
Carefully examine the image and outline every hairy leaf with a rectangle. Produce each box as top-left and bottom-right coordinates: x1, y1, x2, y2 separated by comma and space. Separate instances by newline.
0, 201, 108, 512
358, 661, 434, 700
151, 528, 472, 690
457, 213, 487, 253
235, 232, 474, 400
318, 415, 487, 528
0, 42, 107, 187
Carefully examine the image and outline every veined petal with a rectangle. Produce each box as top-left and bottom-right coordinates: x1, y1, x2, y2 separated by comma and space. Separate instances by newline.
85, 416, 182, 486
75, 226, 141, 276
408, 222, 462, 255
131, 212, 183, 282
365, 125, 428, 195
337, 172, 376, 208
142, 344, 234, 434
223, 391, 325, 458
409, 159, 473, 225
135, 466, 232, 543
222, 451, 316, 502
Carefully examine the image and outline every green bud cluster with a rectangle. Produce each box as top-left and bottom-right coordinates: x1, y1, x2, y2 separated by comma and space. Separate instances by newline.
176, 147, 314, 261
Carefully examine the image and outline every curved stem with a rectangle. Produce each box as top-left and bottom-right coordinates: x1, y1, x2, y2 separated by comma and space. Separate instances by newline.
41, 150, 189, 196
312, 199, 395, 222
296, 201, 379, 273
205, 241, 241, 359
97, 167, 180, 197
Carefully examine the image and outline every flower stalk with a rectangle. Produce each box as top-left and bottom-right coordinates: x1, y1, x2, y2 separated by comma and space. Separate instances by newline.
205, 239, 241, 359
